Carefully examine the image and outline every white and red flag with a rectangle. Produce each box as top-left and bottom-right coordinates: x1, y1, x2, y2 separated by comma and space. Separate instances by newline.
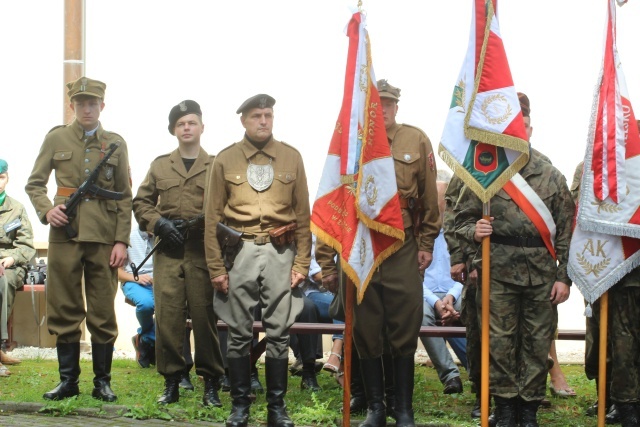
569, 0, 640, 303
310, 11, 404, 303
439, 0, 529, 203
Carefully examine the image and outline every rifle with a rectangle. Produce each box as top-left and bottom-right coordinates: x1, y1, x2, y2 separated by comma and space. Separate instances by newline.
130, 214, 204, 281
63, 142, 124, 238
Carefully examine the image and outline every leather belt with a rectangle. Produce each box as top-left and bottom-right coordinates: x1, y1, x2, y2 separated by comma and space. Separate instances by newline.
398, 197, 414, 209
242, 235, 270, 245
491, 235, 545, 248
56, 186, 105, 200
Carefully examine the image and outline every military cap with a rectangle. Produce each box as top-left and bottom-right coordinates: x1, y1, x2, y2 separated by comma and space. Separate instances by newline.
517, 92, 530, 118
168, 100, 202, 135
0, 159, 7, 174
236, 94, 276, 114
377, 79, 401, 102
66, 77, 106, 100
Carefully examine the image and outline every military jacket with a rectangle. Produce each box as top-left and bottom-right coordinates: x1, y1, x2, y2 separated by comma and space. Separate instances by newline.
0, 195, 36, 271
455, 150, 575, 286
133, 148, 212, 233
204, 136, 311, 279
387, 123, 440, 253
25, 120, 132, 245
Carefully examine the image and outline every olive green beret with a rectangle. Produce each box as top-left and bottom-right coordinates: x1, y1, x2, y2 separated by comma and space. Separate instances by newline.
518, 92, 530, 118
168, 100, 202, 135
66, 77, 106, 100
0, 159, 7, 174
236, 94, 276, 114
377, 79, 401, 102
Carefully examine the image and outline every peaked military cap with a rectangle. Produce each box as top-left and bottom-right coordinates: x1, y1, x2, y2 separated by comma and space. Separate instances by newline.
66, 77, 106, 100
236, 94, 276, 114
0, 159, 7, 174
168, 100, 202, 135
517, 92, 530, 118
377, 79, 401, 102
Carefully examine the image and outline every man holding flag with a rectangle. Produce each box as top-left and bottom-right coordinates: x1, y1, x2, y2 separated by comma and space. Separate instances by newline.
311, 9, 439, 427
439, 1, 575, 426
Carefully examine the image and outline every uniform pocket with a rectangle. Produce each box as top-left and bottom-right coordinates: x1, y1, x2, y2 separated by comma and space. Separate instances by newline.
157, 179, 181, 212
53, 151, 74, 180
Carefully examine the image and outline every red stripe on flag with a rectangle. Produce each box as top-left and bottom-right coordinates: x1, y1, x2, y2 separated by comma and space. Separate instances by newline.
478, 31, 515, 93
503, 181, 556, 260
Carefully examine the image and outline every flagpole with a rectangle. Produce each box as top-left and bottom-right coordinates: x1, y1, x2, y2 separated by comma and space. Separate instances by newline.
342, 276, 355, 427
480, 201, 491, 427
597, 292, 609, 427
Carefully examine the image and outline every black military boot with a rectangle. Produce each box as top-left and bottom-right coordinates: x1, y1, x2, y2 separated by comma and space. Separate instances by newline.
251, 365, 264, 394
359, 357, 387, 427
203, 375, 223, 407
265, 357, 294, 427
300, 360, 321, 392
382, 352, 395, 419
349, 352, 367, 415
91, 343, 117, 402
227, 356, 252, 427
43, 342, 81, 400
519, 399, 541, 427
617, 403, 640, 427
393, 355, 416, 427
493, 396, 518, 427
157, 374, 181, 404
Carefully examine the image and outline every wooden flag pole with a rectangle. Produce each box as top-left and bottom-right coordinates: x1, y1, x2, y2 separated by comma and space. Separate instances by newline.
597, 291, 609, 427
481, 202, 491, 427
342, 276, 355, 427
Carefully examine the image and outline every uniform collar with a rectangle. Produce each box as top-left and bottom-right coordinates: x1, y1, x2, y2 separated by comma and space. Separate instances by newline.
239, 136, 278, 160
168, 147, 209, 178
385, 122, 401, 142
69, 120, 105, 142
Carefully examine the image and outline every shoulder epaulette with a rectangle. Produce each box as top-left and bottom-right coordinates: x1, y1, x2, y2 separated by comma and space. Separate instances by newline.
153, 153, 171, 161
216, 143, 237, 156
47, 125, 66, 134
280, 140, 302, 155
401, 123, 428, 138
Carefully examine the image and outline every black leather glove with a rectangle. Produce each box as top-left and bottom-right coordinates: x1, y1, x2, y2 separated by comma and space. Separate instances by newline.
154, 217, 184, 249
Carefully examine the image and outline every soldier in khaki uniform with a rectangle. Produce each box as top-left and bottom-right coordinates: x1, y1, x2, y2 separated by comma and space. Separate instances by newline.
320, 80, 440, 427
133, 100, 224, 407
25, 77, 132, 402
0, 159, 36, 376
205, 94, 311, 427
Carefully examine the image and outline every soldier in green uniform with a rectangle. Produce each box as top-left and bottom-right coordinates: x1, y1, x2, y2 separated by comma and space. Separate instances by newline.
205, 94, 311, 427
454, 118, 574, 426
321, 80, 440, 427
133, 100, 224, 407
25, 77, 132, 402
573, 158, 640, 426
0, 159, 36, 376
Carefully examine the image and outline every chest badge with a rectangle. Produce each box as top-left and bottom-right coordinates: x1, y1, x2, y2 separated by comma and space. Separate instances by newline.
104, 165, 114, 181
247, 158, 274, 192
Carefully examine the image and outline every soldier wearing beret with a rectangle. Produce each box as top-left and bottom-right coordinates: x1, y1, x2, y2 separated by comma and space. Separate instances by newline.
25, 77, 132, 402
133, 100, 224, 406
0, 159, 36, 376
318, 80, 441, 427
453, 92, 574, 426
205, 94, 311, 427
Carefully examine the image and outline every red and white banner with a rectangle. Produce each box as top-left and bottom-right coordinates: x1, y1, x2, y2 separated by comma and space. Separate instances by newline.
439, 0, 529, 203
569, 0, 640, 303
310, 11, 404, 303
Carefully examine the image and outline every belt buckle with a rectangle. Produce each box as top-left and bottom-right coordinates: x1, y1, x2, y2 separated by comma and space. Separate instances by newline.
254, 235, 269, 245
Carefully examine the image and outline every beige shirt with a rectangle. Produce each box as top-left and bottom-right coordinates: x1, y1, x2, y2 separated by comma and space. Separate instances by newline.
205, 136, 311, 279
387, 122, 441, 253
25, 120, 132, 245
133, 148, 212, 232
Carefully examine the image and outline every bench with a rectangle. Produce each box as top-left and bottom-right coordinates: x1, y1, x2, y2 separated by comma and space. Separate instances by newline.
6, 284, 45, 351
215, 321, 586, 364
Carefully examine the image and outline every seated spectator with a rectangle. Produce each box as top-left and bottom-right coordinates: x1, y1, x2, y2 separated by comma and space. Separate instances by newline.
419, 170, 467, 394
0, 158, 36, 376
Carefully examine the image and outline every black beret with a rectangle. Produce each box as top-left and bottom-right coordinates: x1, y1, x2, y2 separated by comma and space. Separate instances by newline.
168, 100, 202, 135
236, 94, 276, 115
